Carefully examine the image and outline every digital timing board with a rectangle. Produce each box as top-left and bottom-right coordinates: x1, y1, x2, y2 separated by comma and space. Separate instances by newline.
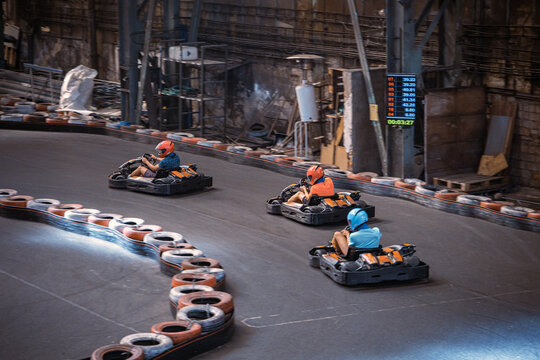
386, 74, 416, 126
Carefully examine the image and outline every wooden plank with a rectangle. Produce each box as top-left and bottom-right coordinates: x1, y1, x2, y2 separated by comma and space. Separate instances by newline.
433, 173, 510, 192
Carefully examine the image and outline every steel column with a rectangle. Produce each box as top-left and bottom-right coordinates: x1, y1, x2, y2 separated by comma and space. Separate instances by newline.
0, 0, 5, 69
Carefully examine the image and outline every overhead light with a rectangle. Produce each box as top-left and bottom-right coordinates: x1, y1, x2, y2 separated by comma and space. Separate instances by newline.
40, 26, 51, 33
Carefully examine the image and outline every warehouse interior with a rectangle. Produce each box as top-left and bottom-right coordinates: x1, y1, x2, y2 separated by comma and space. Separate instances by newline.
0, 1, 539, 359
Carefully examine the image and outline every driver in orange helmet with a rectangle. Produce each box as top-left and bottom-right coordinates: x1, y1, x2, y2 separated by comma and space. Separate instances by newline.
130, 140, 180, 178
286, 165, 335, 204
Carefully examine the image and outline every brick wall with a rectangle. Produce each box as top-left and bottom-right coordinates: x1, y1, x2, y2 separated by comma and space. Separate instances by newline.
488, 93, 540, 189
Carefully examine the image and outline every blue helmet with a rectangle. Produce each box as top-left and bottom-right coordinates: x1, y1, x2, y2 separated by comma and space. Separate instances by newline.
347, 208, 368, 231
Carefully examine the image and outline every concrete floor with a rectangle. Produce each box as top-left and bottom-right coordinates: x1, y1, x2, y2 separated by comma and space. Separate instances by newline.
0, 130, 539, 360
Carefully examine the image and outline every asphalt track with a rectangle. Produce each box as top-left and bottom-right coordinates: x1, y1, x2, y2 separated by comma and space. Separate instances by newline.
1, 130, 539, 360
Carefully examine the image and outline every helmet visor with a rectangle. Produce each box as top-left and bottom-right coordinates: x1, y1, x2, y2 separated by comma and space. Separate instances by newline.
157, 147, 166, 155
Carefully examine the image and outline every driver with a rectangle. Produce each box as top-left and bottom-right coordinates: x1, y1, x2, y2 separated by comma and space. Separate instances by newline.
332, 208, 381, 256
286, 165, 334, 205
129, 140, 180, 178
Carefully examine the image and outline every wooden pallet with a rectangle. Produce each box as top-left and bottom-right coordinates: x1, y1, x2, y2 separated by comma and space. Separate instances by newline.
433, 173, 510, 192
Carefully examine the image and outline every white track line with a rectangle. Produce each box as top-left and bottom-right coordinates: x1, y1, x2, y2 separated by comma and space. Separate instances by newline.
241, 288, 540, 328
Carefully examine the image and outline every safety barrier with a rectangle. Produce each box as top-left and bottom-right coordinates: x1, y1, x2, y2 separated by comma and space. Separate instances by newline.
0, 192, 234, 359
1, 120, 539, 233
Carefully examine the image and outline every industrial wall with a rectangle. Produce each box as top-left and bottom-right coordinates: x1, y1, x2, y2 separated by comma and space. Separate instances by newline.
3, 0, 539, 189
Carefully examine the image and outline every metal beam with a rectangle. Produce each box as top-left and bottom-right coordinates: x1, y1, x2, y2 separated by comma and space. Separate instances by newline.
189, 0, 203, 42
0, 0, 5, 69
417, 0, 450, 51
414, 0, 436, 34
347, 0, 387, 176
134, 0, 156, 126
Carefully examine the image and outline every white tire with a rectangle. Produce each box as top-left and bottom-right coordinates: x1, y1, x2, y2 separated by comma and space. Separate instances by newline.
161, 249, 204, 265
371, 176, 400, 186
456, 195, 492, 205
120, 333, 173, 359
176, 305, 225, 333
27, 198, 61, 211
500, 206, 535, 217
325, 169, 352, 178
109, 217, 145, 233
144, 231, 185, 246
64, 208, 100, 221
169, 284, 214, 304
0, 189, 18, 198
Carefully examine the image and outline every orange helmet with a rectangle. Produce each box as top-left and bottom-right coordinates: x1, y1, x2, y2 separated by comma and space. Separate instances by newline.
155, 140, 174, 157
306, 165, 324, 185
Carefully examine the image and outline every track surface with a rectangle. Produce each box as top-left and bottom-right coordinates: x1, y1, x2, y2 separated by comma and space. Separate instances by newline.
1, 130, 539, 360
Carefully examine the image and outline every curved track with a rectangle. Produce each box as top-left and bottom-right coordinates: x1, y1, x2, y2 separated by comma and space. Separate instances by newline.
1, 130, 539, 360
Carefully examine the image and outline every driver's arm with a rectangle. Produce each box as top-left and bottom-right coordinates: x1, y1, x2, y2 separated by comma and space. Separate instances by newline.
142, 157, 160, 172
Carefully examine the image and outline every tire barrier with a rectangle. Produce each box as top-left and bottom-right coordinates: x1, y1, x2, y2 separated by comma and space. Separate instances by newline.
159, 242, 195, 254
0, 195, 34, 207
26, 198, 61, 211
0, 191, 235, 359
177, 291, 234, 314
14, 101, 35, 114
120, 333, 174, 359
1, 122, 538, 232
181, 268, 226, 284
169, 285, 214, 305
88, 213, 123, 227
325, 169, 352, 178
500, 206, 535, 218
123, 224, 163, 241
480, 201, 514, 211
176, 305, 226, 333
1, 114, 24, 122
47, 203, 84, 216
162, 249, 205, 265
91, 344, 145, 360
171, 273, 217, 288
197, 140, 222, 147
0, 189, 18, 198
109, 217, 145, 233
151, 320, 203, 345
181, 257, 221, 270
64, 208, 101, 222
145, 231, 185, 247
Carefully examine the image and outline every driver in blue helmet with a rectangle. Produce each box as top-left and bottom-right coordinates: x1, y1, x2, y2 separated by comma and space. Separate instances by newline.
332, 208, 381, 256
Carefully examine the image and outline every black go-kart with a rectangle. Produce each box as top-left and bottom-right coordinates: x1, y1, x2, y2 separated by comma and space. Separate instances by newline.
266, 178, 375, 225
108, 154, 212, 195
309, 243, 429, 286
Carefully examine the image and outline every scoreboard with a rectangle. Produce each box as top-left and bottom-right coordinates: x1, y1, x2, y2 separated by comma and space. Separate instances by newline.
386, 74, 416, 126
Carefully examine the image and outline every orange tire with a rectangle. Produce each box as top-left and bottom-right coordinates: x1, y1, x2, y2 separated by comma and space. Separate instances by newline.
212, 143, 229, 150
159, 243, 195, 254
46, 117, 68, 124
346, 173, 372, 181
87, 120, 106, 127
88, 213, 122, 227
181, 257, 221, 270
0, 195, 35, 207
182, 137, 206, 144
434, 192, 467, 201
151, 320, 202, 345
123, 224, 163, 241
35, 102, 55, 111
151, 131, 168, 138
120, 125, 144, 132
47, 203, 84, 216
177, 291, 234, 314
527, 212, 540, 219
244, 150, 267, 157
480, 201, 514, 211
171, 273, 217, 288
394, 180, 416, 190
275, 156, 303, 165
91, 344, 144, 360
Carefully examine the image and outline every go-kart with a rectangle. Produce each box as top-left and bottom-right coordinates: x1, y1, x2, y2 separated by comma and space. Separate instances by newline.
309, 242, 429, 286
266, 178, 375, 225
108, 154, 212, 195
